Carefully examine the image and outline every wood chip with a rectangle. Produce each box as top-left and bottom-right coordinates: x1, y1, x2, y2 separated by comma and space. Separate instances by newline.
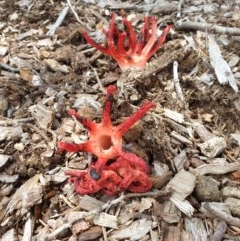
208, 35, 238, 92
191, 162, 240, 175
44, 59, 70, 73
1, 228, 18, 241
0, 154, 12, 168
184, 218, 208, 240
93, 212, 118, 229
0, 174, 19, 183
109, 218, 153, 241
79, 195, 105, 211
166, 169, 196, 201
198, 137, 227, 158
0, 126, 23, 141
0, 46, 9, 56
164, 109, 184, 123
78, 226, 102, 241
29, 103, 55, 129
4, 174, 42, 216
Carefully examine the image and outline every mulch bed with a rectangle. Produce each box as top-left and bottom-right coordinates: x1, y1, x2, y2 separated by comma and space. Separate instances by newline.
0, 0, 240, 240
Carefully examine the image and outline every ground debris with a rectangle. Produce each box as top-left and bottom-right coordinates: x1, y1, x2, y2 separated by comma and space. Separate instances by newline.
1, 0, 240, 239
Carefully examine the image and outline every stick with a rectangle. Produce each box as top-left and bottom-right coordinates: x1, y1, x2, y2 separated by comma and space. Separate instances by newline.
175, 21, 240, 36
177, 0, 185, 18
173, 61, 185, 103
47, 6, 69, 36
0, 117, 34, 126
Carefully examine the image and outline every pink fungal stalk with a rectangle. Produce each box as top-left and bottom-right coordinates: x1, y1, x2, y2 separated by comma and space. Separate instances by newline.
82, 14, 171, 71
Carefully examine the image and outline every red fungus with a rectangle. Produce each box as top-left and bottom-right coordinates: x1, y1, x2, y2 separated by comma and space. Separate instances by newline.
65, 162, 122, 196
106, 157, 153, 193
58, 85, 156, 176
65, 157, 152, 196
82, 14, 171, 71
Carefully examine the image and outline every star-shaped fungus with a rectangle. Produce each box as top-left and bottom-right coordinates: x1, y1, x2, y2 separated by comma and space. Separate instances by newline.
82, 14, 171, 71
58, 85, 156, 179
65, 157, 152, 196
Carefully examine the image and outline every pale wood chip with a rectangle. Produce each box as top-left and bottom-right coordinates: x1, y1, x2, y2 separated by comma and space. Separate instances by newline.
93, 212, 118, 229
191, 162, 240, 175
164, 109, 184, 123
0, 154, 12, 168
193, 123, 216, 141
78, 226, 102, 241
71, 219, 90, 236
170, 131, 192, 145
109, 218, 152, 241
0, 126, 23, 141
173, 150, 188, 171
231, 133, 240, 145
79, 195, 105, 211
170, 198, 195, 217
184, 218, 208, 240
1, 228, 18, 241
0, 174, 19, 183
0, 45, 9, 56
166, 169, 196, 201
161, 201, 181, 224
22, 213, 35, 241
5, 174, 43, 216
130, 197, 155, 213
29, 103, 55, 129
198, 137, 227, 158
44, 59, 70, 73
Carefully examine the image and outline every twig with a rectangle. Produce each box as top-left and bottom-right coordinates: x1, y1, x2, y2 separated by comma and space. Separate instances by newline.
66, 0, 85, 27
177, 0, 185, 18
0, 117, 34, 126
209, 220, 227, 241
204, 202, 240, 228
123, 190, 171, 199
47, 6, 69, 36
90, 65, 106, 94
0, 63, 19, 73
173, 61, 185, 102
175, 21, 240, 36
